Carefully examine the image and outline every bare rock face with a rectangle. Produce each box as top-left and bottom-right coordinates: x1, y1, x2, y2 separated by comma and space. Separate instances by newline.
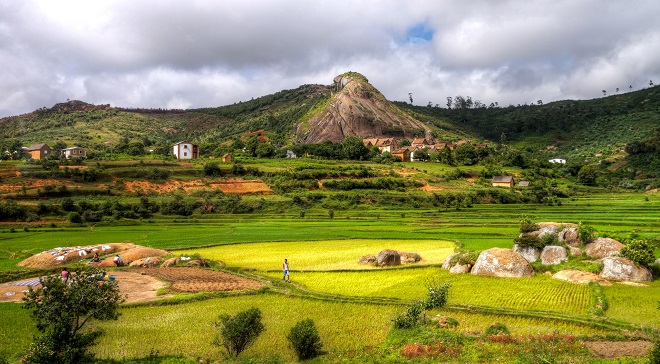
358, 254, 376, 265
294, 72, 433, 144
471, 248, 535, 278
552, 270, 611, 286
129, 257, 164, 268
449, 263, 472, 274
585, 238, 625, 258
187, 259, 210, 267
568, 246, 583, 256
559, 227, 581, 246
538, 225, 559, 238
160, 257, 180, 268
600, 257, 653, 282
513, 244, 541, 263
377, 249, 401, 267
442, 254, 458, 270
398, 251, 422, 263
540, 246, 568, 265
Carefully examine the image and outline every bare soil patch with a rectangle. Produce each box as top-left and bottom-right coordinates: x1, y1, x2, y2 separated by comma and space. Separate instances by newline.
123, 178, 271, 194
131, 267, 265, 293
584, 341, 653, 358
1, 268, 263, 303
0, 179, 75, 193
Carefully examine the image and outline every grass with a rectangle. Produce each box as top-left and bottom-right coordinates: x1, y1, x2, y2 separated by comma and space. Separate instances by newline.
602, 280, 660, 326
174, 239, 454, 271
266, 268, 593, 314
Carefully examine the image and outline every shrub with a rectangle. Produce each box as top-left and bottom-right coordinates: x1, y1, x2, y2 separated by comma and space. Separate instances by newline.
650, 340, 660, 364
619, 239, 656, 267
514, 234, 544, 249
519, 215, 538, 233
540, 233, 560, 247
393, 301, 424, 329
424, 280, 451, 309
203, 162, 222, 177
68, 212, 83, 224
287, 319, 323, 360
213, 307, 265, 357
484, 322, 510, 336
578, 223, 596, 243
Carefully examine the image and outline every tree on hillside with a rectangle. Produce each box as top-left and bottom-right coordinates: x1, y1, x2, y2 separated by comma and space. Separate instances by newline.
577, 165, 597, 185
255, 142, 275, 158
397, 139, 411, 147
341, 136, 369, 160
22, 267, 124, 364
244, 135, 259, 157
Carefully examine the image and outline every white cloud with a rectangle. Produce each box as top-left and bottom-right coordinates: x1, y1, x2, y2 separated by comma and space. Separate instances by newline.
1, 0, 660, 117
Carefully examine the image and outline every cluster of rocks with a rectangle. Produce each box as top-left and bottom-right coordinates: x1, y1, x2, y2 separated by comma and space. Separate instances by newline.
358, 249, 422, 267
129, 256, 210, 269
442, 222, 653, 283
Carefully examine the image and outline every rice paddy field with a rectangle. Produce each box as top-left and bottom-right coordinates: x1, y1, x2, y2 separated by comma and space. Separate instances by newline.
0, 192, 659, 362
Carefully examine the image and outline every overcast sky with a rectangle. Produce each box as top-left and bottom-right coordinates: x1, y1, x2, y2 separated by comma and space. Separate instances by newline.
2, 0, 660, 118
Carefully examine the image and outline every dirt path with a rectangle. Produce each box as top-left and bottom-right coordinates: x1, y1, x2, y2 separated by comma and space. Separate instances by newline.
0, 268, 264, 304
585, 341, 653, 358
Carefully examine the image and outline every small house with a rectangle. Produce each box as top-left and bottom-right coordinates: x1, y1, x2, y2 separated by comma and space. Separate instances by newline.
286, 150, 297, 159
61, 147, 86, 159
222, 154, 232, 163
173, 141, 200, 159
549, 158, 566, 164
362, 138, 379, 148
26, 143, 51, 160
376, 138, 398, 153
411, 137, 429, 148
492, 176, 514, 187
391, 148, 411, 162
517, 181, 530, 187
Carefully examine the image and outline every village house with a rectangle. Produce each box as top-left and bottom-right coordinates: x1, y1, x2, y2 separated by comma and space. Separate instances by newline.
173, 141, 200, 159
25, 143, 51, 160
517, 181, 530, 187
492, 176, 514, 187
411, 137, 429, 149
391, 148, 411, 162
61, 147, 86, 159
286, 150, 297, 158
549, 158, 566, 164
222, 153, 232, 163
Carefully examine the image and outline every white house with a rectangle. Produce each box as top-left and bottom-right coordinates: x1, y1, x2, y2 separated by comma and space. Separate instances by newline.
61, 147, 86, 159
549, 158, 566, 164
173, 141, 200, 159
286, 150, 297, 158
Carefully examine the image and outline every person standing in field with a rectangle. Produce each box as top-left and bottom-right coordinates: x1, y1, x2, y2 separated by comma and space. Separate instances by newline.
283, 259, 291, 283
61, 267, 70, 283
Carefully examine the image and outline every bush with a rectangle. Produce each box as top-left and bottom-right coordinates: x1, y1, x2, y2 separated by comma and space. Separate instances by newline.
578, 223, 596, 243
424, 280, 451, 309
287, 319, 323, 360
619, 239, 656, 267
68, 212, 83, 224
213, 307, 265, 357
393, 301, 424, 329
650, 340, 660, 364
484, 322, 510, 336
513, 234, 544, 249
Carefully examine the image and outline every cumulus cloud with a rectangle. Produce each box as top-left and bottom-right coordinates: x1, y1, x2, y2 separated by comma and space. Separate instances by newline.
1, 0, 659, 117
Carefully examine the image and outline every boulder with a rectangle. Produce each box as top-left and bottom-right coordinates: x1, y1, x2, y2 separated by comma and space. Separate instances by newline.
187, 259, 210, 267
449, 263, 471, 274
552, 270, 611, 286
129, 256, 164, 268
358, 254, 376, 265
398, 251, 422, 263
538, 225, 559, 238
471, 248, 535, 278
377, 249, 401, 266
568, 246, 583, 256
655, 258, 660, 264
442, 254, 458, 270
513, 244, 541, 263
160, 257, 180, 268
540, 246, 568, 265
585, 238, 624, 258
600, 257, 653, 282
559, 227, 581, 246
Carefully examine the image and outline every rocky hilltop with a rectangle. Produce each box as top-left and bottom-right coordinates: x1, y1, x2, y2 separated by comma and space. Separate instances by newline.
294, 72, 433, 144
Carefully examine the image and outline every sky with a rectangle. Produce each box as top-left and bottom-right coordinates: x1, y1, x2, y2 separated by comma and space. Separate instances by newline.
1, 0, 660, 118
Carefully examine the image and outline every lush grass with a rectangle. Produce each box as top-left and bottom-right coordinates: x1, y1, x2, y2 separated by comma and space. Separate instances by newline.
0, 303, 36, 361
265, 268, 592, 314
175, 239, 454, 271
603, 280, 660, 326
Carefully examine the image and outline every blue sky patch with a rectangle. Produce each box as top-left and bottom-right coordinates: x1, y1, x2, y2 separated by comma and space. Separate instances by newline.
406, 22, 434, 43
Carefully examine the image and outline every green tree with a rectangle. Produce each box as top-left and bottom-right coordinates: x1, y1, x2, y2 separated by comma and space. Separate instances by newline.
255, 142, 275, 158
231, 138, 244, 151
341, 135, 369, 160
213, 307, 265, 357
577, 165, 597, 185
287, 319, 323, 360
397, 138, 411, 147
22, 267, 123, 364
244, 136, 259, 157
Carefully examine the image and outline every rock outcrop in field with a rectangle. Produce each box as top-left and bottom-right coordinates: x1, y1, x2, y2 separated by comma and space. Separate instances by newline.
599, 257, 653, 282
471, 248, 535, 278
585, 238, 625, 258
